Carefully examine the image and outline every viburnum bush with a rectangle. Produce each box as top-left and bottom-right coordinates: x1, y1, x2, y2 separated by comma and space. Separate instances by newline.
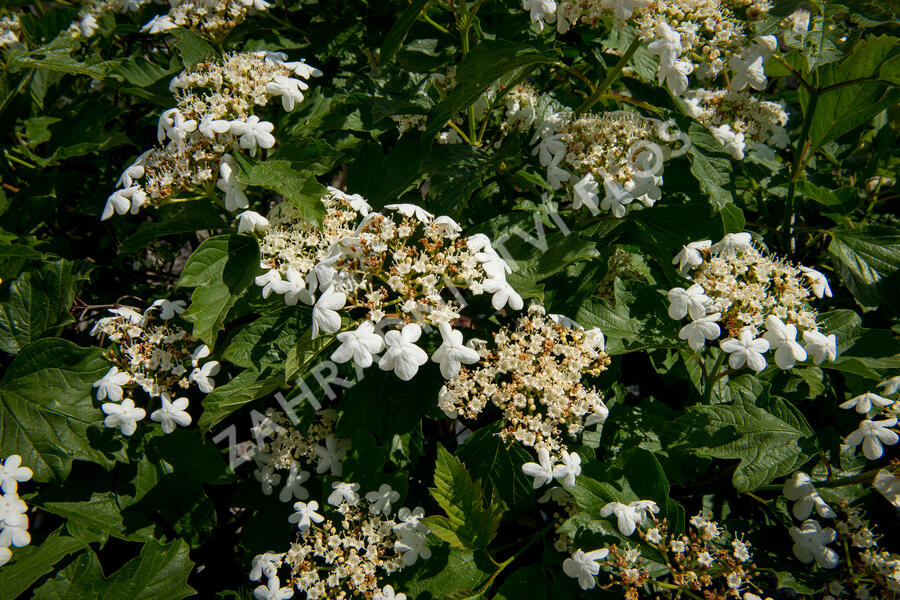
1, 0, 899, 598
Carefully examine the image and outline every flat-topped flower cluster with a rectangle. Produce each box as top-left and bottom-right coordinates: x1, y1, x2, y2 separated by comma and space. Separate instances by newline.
253, 189, 523, 380
532, 111, 680, 217
669, 233, 836, 371
103, 51, 320, 220
249, 483, 428, 599
440, 308, 610, 472
0, 455, 33, 568
89, 301, 218, 436
684, 88, 789, 160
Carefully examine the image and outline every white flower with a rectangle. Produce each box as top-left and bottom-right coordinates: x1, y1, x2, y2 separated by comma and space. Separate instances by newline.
327, 187, 371, 215
254, 465, 281, 495
148, 298, 186, 321
844, 418, 898, 460
552, 451, 582, 487
102, 398, 146, 436
101, 186, 147, 220
116, 152, 148, 188
711, 232, 753, 253
523, 0, 557, 29
799, 266, 832, 298
314, 436, 347, 475
93, 366, 131, 402
522, 447, 555, 489
782, 472, 835, 520
249, 553, 283, 581
668, 284, 711, 320
562, 548, 609, 590
873, 469, 900, 508
331, 321, 384, 368
630, 500, 660, 522
379, 324, 429, 381
789, 6, 811, 39
274, 267, 313, 307
877, 375, 900, 396
283, 59, 322, 79
141, 14, 177, 33
279, 463, 310, 503
266, 75, 307, 111
431, 322, 481, 379
720, 328, 770, 373
288, 500, 324, 532
839, 392, 893, 414
150, 393, 191, 434
584, 402, 609, 427
75, 14, 99, 37
366, 484, 400, 516
729, 52, 767, 91
531, 130, 566, 168
237, 210, 269, 234
374, 585, 407, 600
191, 344, 210, 368
305, 263, 336, 295
394, 506, 428, 535
328, 482, 360, 506
673, 240, 711, 273
198, 114, 231, 138
190, 360, 220, 393
0, 547, 10, 567
433, 215, 462, 235
253, 576, 294, 600
311, 286, 346, 338
255, 269, 282, 299
483, 276, 524, 312
217, 155, 249, 212
230, 116, 275, 157
790, 520, 839, 569
711, 124, 746, 160
763, 315, 807, 369
394, 529, 431, 566
803, 330, 837, 365
679, 313, 721, 350
600, 180, 633, 218
600, 500, 658, 536
384, 203, 433, 222
157, 108, 197, 148
572, 173, 600, 213
0, 455, 33, 495
0, 518, 29, 547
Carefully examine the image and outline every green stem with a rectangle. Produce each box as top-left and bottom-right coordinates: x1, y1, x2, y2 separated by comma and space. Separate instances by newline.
755, 468, 882, 492
553, 61, 595, 94
421, 10, 450, 35
478, 523, 553, 594
785, 89, 818, 252
703, 350, 725, 402
460, 25, 477, 144
576, 37, 643, 114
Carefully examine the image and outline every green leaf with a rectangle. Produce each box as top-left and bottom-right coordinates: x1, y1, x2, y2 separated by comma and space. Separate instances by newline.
455, 422, 535, 513
177, 234, 260, 347
0, 258, 90, 354
10, 43, 115, 79
235, 156, 327, 222
169, 28, 216, 68
827, 225, 900, 308
0, 244, 43, 281
346, 136, 424, 208
0, 339, 112, 481
380, 0, 429, 66
395, 546, 494, 599
222, 306, 310, 369
0, 527, 85, 599
38, 490, 156, 544
424, 40, 555, 141
283, 327, 335, 381
495, 565, 548, 600
118, 201, 227, 257
422, 445, 503, 550
197, 366, 283, 433
685, 121, 735, 210
678, 376, 815, 492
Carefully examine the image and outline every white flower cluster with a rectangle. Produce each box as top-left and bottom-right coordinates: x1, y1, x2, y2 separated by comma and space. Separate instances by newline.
840, 385, 899, 461
89, 301, 217, 436
253, 189, 522, 381
669, 233, 836, 370
524, 0, 774, 95
0, 455, 33, 568
684, 88, 789, 160
249, 485, 427, 599
102, 51, 321, 220
440, 309, 610, 474
532, 111, 681, 217
249, 409, 349, 501
0, 13, 22, 50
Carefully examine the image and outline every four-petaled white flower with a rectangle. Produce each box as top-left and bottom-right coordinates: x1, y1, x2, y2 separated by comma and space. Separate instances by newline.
288, 500, 324, 532
366, 483, 400, 516
673, 240, 711, 273
275, 267, 313, 307
230, 115, 276, 157
802, 330, 837, 365
148, 298, 186, 320
0, 455, 33, 495
150, 393, 191, 434
763, 316, 807, 370
522, 447, 555, 489
328, 481, 360, 506
790, 519, 839, 569
237, 210, 270, 234
711, 232, 753, 253
483, 276, 524, 312
799, 266, 832, 298
254, 465, 281, 495
379, 324, 429, 381
313, 436, 347, 476
394, 506, 428, 535
720, 328, 770, 373
878, 375, 900, 396
190, 360, 220, 393
311, 286, 346, 338
198, 114, 231, 138
668, 284, 711, 320
374, 585, 407, 600
102, 186, 148, 220
729, 53, 766, 92
279, 463, 310, 503
102, 398, 146, 436
249, 552, 283, 581
552, 450, 582, 487
331, 321, 385, 368
782, 471, 835, 520
253, 575, 294, 600
600, 500, 658, 536
562, 548, 609, 590
572, 173, 600, 214
255, 269, 282, 299
839, 392, 893, 414
157, 108, 197, 148
394, 529, 431, 566
600, 180, 634, 218
844, 418, 898, 460
384, 203, 433, 222
431, 322, 481, 379
93, 366, 131, 402
266, 75, 308, 111
679, 313, 721, 350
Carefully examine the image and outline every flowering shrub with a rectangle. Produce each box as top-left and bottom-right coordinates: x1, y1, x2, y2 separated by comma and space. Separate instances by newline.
0, 1, 898, 599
